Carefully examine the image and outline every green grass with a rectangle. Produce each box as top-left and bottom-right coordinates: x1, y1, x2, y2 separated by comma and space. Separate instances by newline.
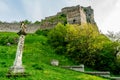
0, 32, 109, 80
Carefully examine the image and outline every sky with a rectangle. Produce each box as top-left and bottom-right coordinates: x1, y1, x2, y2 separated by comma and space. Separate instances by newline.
0, 0, 120, 34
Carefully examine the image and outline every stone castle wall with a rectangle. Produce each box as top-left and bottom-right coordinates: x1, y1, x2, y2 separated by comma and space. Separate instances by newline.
62, 5, 95, 24
0, 5, 96, 33
0, 23, 40, 33
62, 5, 87, 24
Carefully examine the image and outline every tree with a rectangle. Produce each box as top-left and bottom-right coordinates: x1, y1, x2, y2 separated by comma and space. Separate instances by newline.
65, 24, 120, 72
48, 23, 120, 74
65, 24, 102, 65
23, 20, 32, 24
48, 23, 67, 54
34, 21, 41, 24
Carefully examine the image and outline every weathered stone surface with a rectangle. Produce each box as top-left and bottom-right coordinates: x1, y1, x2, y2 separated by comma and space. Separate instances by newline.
51, 59, 59, 66
85, 71, 110, 78
83, 6, 96, 24
0, 5, 96, 33
9, 35, 25, 73
0, 23, 40, 33
62, 5, 87, 24
7, 43, 11, 46
110, 77, 120, 80
9, 66, 24, 74
61, 64, 84, 72
9, 23, 27, 74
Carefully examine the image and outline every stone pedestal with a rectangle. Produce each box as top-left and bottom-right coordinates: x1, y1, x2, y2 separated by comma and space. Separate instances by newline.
9, 35, 25, 74
9, 66, 24, 74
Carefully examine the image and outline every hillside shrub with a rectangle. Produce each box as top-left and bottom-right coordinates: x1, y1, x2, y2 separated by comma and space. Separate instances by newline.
48, 23, 67, 54
40, 13, 67, 25
0, 36, 18, 45
35, 29, 50, 36
48, 23, 120, 74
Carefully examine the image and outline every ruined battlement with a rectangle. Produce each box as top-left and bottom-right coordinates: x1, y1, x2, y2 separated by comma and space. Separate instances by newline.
0, 5, 96, 33
0, 23, 40, 33
41, 5, 95, 26
62, 5, 80, 13
61, 5, 95, 24
62, 5, 86, 24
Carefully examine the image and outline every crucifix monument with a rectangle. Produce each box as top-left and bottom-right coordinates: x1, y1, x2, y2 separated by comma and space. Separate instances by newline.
9, 22, 27, 74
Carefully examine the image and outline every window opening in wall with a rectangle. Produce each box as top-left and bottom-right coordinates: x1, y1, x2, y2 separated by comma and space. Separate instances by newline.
73, 19, 76, 23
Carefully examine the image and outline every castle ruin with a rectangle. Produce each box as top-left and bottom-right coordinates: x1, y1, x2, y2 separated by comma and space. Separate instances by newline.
0, 5, 96, 33
62, 5, 87, 24
62, 5, 96, 24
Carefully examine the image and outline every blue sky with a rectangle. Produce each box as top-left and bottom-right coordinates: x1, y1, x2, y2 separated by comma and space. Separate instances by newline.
0, 0, 120, 34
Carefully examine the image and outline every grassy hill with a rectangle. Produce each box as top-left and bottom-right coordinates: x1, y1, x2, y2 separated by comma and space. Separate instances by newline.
0, 32, 109, 80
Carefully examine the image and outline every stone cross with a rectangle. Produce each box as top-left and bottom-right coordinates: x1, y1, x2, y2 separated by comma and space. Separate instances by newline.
9, 22, 27, 74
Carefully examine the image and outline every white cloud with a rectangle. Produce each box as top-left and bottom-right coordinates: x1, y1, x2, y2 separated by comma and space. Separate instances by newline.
91, 0, 120, 33
21, 0, 42, 21
65, 0, 120, 33
0, 1, 10, 14
64, 0, 90, 6
101, 0, 120, 33
0, 0, 25, 22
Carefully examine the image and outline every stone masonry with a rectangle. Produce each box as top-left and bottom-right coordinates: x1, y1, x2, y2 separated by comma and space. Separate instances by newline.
0, 5, 96, 33
62, 5, 87, 24
62, 5, 95, 24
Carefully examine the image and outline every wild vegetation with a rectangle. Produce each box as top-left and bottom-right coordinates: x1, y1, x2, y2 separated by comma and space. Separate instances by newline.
48, 23, 120, 75
0, 32, 108, 80
40, 13, 67, 25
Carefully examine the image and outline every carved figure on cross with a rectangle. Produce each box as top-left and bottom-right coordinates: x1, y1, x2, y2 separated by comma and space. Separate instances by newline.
17, 21, 27, 35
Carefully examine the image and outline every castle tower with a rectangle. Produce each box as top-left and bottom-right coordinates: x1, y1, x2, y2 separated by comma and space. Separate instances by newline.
62, 5, 96, 25
83, 6, 96, 24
